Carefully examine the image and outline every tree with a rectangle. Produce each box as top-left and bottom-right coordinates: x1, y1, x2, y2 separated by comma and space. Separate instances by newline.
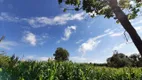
53, 47, 69, 61
107, 51, 132, 67
129, 54, 142, 67
129, 54, 140, 66
57, 0, 142, 56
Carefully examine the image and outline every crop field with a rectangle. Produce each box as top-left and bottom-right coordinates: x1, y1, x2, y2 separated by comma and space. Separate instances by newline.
0, 61, 142, 80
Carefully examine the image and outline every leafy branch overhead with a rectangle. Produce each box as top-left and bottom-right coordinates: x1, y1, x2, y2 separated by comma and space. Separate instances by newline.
0, 36, 5, 42
58, 0, 142, 20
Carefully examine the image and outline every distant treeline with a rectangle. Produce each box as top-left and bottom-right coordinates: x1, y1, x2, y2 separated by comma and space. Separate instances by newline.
92, 50, 142, 68
1, 50, 142, 68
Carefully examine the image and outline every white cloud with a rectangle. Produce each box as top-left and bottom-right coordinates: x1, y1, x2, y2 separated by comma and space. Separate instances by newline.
104, 28, 116, 35
56, 40, 61, 44
61, 26, 76, 41
70, 56, 104, 63
104, 29, 111, 33
135, 26, 142, 32
125, 52, 139, 56
38, 57, 49, 61
0, 12, 19, 22
104, 28, 124, 37
28, 12, 84, 28
38, 33, 48, 45
23, 31, 48, 46
70, 56, 87, 63
76, 39, 83, 44
130, 16, 142, 32
0, 12, 85, 28
26, 55, 35, 59
78, 34, 107, 56
23, 31, 37, 46
131, 17, 142, 26
0, 41, 17, 50
113, 43, 127, 50
25, 55, 49, 61
107, 26, 142, 38
110, 32, 123, 37
78, 40, 101, 56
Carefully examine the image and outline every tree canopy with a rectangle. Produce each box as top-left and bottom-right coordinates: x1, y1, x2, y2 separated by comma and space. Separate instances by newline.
58, 0, 142, 20
107, 50, 142, 67
53, 47, 69, 61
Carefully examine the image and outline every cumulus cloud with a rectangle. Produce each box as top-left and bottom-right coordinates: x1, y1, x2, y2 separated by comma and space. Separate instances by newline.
0, 12, 85, 28
78, 34, 107, 56
78, 40, 100, 56
23, 31, 48, 46
0, 41, 17, 50
23, 31, 37, 46
61, 26, 77, 41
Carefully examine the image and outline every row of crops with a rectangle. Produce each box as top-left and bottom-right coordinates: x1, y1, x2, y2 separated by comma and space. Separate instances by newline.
1, 61, 142, 80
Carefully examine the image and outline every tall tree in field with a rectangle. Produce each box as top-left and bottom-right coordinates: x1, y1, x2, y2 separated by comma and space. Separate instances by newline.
53, 47, 69, 61
57, 0, 142, 56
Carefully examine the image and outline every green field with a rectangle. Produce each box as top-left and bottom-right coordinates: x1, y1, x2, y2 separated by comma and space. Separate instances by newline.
1, 61, 142, 80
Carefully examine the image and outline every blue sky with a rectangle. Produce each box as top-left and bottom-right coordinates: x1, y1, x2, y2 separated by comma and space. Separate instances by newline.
0, 0, 142, 63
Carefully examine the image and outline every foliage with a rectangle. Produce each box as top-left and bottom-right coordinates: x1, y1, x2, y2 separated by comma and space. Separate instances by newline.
0, 53, 10, 68
58, 0, 142, 20
53, 47, 69, 61
129, 54, 142, 67
107, 50, 142, 67
107, 53, 132, 67
1, 60, 142, 80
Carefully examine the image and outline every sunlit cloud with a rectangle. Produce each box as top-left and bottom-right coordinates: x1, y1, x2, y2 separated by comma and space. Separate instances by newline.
78, 34, 107, 56
62, 26, 76, 41
23, 31, 37, 46
0, 12, 85, 28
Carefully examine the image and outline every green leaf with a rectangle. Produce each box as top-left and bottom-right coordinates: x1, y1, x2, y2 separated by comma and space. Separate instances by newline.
63, 8, 67, 12
76, 0, 80, 5
0, 68, 2, 72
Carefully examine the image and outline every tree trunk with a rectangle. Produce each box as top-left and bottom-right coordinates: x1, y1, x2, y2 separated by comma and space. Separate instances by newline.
109, 0, 142, 56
